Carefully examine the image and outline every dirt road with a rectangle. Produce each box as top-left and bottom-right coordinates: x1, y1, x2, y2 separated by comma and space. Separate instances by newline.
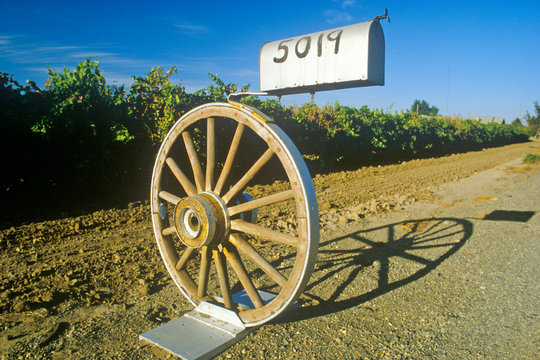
1, 140, 538, 359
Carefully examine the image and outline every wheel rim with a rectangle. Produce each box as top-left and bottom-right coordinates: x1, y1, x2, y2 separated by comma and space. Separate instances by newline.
150, 102, 319, 326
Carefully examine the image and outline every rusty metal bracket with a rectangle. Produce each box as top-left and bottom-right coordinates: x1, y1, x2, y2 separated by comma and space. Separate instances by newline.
372, 8, 390, 23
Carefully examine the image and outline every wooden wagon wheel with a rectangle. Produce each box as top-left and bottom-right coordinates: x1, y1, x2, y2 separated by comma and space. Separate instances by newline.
150, 102, 319, 326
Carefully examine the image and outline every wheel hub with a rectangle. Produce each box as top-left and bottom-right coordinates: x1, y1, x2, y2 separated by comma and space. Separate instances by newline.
174, 192, 229, 248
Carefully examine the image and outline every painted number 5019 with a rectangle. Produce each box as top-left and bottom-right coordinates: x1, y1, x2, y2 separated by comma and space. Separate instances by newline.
273, 29, 343, 64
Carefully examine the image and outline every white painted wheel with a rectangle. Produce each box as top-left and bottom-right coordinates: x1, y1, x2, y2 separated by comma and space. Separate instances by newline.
150, 102, 318, 326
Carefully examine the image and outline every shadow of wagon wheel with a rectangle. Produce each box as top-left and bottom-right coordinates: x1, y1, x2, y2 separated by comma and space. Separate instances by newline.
278, 217, 473, 323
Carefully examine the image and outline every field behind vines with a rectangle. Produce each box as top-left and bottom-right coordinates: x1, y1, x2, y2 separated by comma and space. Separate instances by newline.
0, 59, 531, 227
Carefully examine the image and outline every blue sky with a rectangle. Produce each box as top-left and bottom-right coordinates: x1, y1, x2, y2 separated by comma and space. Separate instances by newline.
1, 0, 539, 121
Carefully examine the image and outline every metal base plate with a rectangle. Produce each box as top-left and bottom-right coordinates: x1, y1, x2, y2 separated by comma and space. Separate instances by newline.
139, 290, 277, 360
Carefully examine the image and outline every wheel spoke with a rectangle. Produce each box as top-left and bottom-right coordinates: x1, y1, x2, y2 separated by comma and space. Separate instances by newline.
222, 148, 274, 204
214, 123, 245, 195
231, 219, 298, 247
166, 157, 197, 196
213, 249, 233, 309
228, 189, 295, 216
198, 246, 211, 298
206, 117, 215, 192
177, 271, 199, 298
223, 246, 264, 309
159, 191, 181, 205
182, 131, 205, 192
230, 234, 287, 286
162, 226, 176, 236
176, 247, 195, 270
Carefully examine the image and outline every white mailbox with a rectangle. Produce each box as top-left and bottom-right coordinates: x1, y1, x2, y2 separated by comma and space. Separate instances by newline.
259, 19, 385, 95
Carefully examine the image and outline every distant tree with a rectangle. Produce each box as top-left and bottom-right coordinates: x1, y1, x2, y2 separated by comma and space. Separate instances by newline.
511, 118, 523, 126
410, 99, 439, 116
524, 101, 540, 135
